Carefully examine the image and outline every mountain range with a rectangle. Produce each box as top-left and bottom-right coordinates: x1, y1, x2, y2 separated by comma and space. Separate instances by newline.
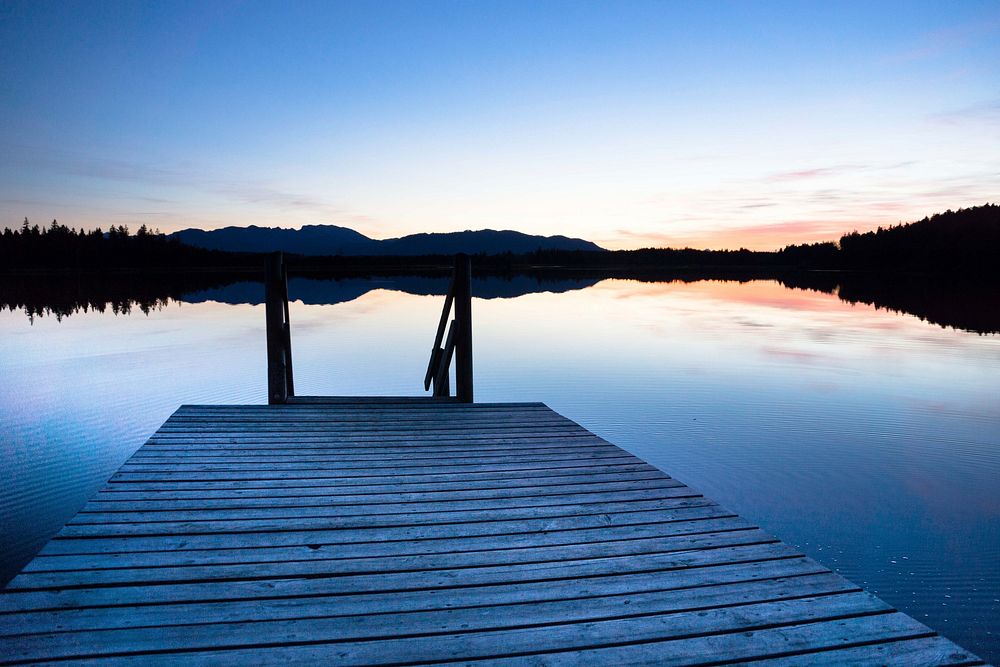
171, 225, 604, 256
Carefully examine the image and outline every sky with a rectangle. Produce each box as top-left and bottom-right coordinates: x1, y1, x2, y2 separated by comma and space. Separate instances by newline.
1, 0, 998, 250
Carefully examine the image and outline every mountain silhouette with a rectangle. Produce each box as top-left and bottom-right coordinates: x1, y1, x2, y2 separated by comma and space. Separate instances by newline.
171, 225, 374, 255
171, 224, 603, 256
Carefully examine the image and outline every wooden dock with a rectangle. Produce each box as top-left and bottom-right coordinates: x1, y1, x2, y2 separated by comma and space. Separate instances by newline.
0, 398, 986, 665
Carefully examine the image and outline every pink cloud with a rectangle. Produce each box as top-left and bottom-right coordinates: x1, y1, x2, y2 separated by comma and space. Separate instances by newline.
767, 165, 863, 182
613, 219, 872, 251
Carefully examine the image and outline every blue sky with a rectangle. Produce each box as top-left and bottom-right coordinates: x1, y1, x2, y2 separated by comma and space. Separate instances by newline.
1, 0, 998, 248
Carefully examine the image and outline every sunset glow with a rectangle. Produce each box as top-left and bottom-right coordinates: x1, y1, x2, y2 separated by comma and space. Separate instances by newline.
2, 1, 998, 249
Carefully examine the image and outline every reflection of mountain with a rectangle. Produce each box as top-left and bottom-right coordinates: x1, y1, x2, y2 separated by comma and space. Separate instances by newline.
183, 275, 601, 306
3, 270, 998, 335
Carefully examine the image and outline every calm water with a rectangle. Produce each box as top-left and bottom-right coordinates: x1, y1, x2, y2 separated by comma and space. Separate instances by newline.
2, 276, 998, 661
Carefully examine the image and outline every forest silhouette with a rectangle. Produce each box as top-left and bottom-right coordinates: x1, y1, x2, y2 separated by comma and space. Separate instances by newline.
3, 204, 997, 274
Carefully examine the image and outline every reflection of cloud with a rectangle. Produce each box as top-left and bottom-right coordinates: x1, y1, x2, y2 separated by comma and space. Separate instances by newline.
601, 279, 843, 317
804, 381, 842, 394
761, 346, 829, 364
907, 399, 954, 415
738, 202, 776, 209
733, 317, 773, 329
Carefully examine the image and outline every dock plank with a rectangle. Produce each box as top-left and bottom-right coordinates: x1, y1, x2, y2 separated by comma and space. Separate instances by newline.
72, 490, 701, 519
0, 400, 985, 665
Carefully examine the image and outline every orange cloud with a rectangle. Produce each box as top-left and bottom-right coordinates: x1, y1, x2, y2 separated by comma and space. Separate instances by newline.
610, 219, 881, 251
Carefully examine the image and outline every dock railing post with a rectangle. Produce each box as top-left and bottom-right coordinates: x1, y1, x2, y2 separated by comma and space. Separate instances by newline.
453, 253, 474, 403
280, 257, 294, 398
265, 251, 292, 404
422, 253, 474, 402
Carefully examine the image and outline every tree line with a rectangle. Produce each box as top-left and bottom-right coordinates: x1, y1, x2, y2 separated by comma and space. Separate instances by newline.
515, 204, 998, 274
2, 204, 996, 274
0, 219, 258, 270
835, 204, 998, 273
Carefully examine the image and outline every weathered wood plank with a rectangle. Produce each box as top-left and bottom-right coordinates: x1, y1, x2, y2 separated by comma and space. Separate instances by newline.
186, 398, 539, 407
281, 396, 476, 404
145, 432, 603, 445
76, 486, 697, 516
60, 497, 717, 537
87, 473, 675, 502
107, 457, 646, 483
167, 410, 568, 421
93, 470, 675, 498
161, 417, 572, 428
168, 405, 558, 414
132, 441, 613, 456
53, 502, 723, 538
78, 495, 687, 518
162, 412, 573, 424
146, 432, 602, 445
172, 403, 549, 412
153, 419, 585, 431
115, 460, 649, 481
133, 442, 614, 455
118, 448, 629, 471
35, 516, 757, 564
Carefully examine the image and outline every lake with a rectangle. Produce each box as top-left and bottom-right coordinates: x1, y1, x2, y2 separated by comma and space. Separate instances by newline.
1, 272, 998, 661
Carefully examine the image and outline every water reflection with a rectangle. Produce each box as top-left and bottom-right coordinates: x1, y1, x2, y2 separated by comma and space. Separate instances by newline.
3, 270, 999, 334
1, 274, 998, 660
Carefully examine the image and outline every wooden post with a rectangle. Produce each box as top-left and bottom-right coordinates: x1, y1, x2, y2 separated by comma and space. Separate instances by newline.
265, 252, 289, 404
453, 253, 474, 403
280, 260, 294, 397
433, 322, 456, 398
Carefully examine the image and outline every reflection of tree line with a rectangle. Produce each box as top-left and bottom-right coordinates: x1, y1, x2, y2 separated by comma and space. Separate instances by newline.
2, 269, 998, 334
832, 274, 1000, 336
0, 272, 250, 322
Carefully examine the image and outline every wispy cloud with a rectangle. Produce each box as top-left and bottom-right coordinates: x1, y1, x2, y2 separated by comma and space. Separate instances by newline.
210, 182, 334, 212
883, 13, 1000, 65
929, 99, 1000, 126
765, 161, 917, 183
767, 165, 864, 182
1, 141, 380, 232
